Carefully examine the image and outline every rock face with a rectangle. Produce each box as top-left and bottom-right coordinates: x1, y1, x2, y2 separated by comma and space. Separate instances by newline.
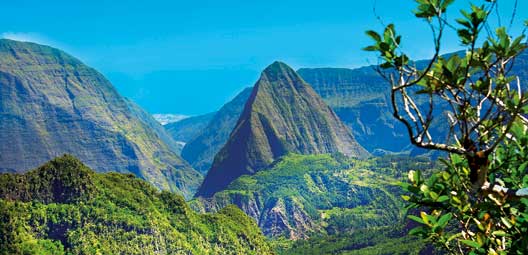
258, 196, 318, 239
0, 39, 201, 198
301, 50, 528, 153
195, 62, 368, 197
297, 67, 409, 153
181, 87, 253, 173
171, 67, 405, 175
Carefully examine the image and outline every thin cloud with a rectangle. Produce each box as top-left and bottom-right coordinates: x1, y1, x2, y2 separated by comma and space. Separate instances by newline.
0, 32, 91, 65
0, 32, 55, 46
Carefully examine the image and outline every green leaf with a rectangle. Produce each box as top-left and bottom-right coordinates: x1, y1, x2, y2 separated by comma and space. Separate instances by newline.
437, 195, 450, 203
437, 213, 452, 228
460, 240, 481, 249
408, 215, 425, 224
409, 226, 426, 236
456, 18, 471, 29
429, 191, 439, 200
519, 162, 528, 173
380, 61, 393, 69
365, 30, 381, 42
383, 24, 395, 42
363, 45, 378, 51
420, 211, 431, 225
492, 230, 507, 237
441, 0, 455, 10
501, 217, 513, 229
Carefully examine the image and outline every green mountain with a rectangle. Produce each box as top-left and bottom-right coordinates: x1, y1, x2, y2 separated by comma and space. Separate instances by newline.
192, 154, 433, 251
170, 67, 404, 174
172, 51, 528, 168
297, 67, 408, 153
196, 62, 368, 197
164, 112, 215, 144
181, 87, 253, 173
0, 155, 273, 255
125, 99, 184, 154
0, 39, 201, 198
300, 49, 528, 154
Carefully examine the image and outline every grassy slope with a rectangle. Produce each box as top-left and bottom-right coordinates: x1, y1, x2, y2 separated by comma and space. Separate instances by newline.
193, 153, 435, 253
0, 155, 272, 255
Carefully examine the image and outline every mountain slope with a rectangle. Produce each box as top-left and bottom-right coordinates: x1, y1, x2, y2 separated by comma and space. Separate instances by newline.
164, 112, 215, 143
300, 49, 528, 154
192, 154, 434, 241
181, 87, 253, 173
125, 99, 184, 154
0, 155, 273, 254
0, 39, 201, 198
152, 113, 188, 125
196, 62, 368, 197
170, 51, 528, 166
297, 67, 409, 153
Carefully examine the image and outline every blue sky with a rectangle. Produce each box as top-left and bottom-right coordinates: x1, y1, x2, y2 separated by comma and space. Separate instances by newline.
1, 0, 527, 115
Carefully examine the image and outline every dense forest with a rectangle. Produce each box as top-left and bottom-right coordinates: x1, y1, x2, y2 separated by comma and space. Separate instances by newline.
0, 155, 273, 254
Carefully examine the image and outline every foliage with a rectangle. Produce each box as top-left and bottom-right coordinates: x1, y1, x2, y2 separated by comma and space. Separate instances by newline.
365, 0, 528, 157
365, 0, 528, 254
274, 227, 429, 255
0, 155, 273, 255
194, 153, 437, 253
402, 122, 528, 254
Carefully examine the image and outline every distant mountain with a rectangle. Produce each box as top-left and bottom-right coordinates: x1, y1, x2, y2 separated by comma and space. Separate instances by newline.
172, 50, 528, 168
181, 87, 253, 173
0, 155, 273, 254
297, 67, 409, 153
164, 112, 216, 143
510, 48, 528, 85
152, 113, 188, 125
173, 67, 405, 174
196, 62, 368, 197
0, 39, 201, 198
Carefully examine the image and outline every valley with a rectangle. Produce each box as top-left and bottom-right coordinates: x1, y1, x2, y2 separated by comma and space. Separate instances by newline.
1, 14, 527, 252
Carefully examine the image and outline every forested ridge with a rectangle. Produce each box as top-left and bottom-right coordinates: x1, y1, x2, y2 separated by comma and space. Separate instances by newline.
0, 155, 273, 255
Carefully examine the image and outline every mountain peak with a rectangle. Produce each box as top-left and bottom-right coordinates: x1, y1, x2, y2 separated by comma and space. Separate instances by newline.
196, 62, 368, 197
259, 61, 300, 86
0, 40, 202, 198
262, 61, 290, 73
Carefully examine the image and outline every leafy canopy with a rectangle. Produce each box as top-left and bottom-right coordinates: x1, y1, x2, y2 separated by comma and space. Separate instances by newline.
366, 0, 528, 254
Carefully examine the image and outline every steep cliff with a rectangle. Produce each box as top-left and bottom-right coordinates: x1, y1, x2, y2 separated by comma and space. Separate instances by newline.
181, 87, 253, 173
0, 39, 201, 198
196, 62, 368, 197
